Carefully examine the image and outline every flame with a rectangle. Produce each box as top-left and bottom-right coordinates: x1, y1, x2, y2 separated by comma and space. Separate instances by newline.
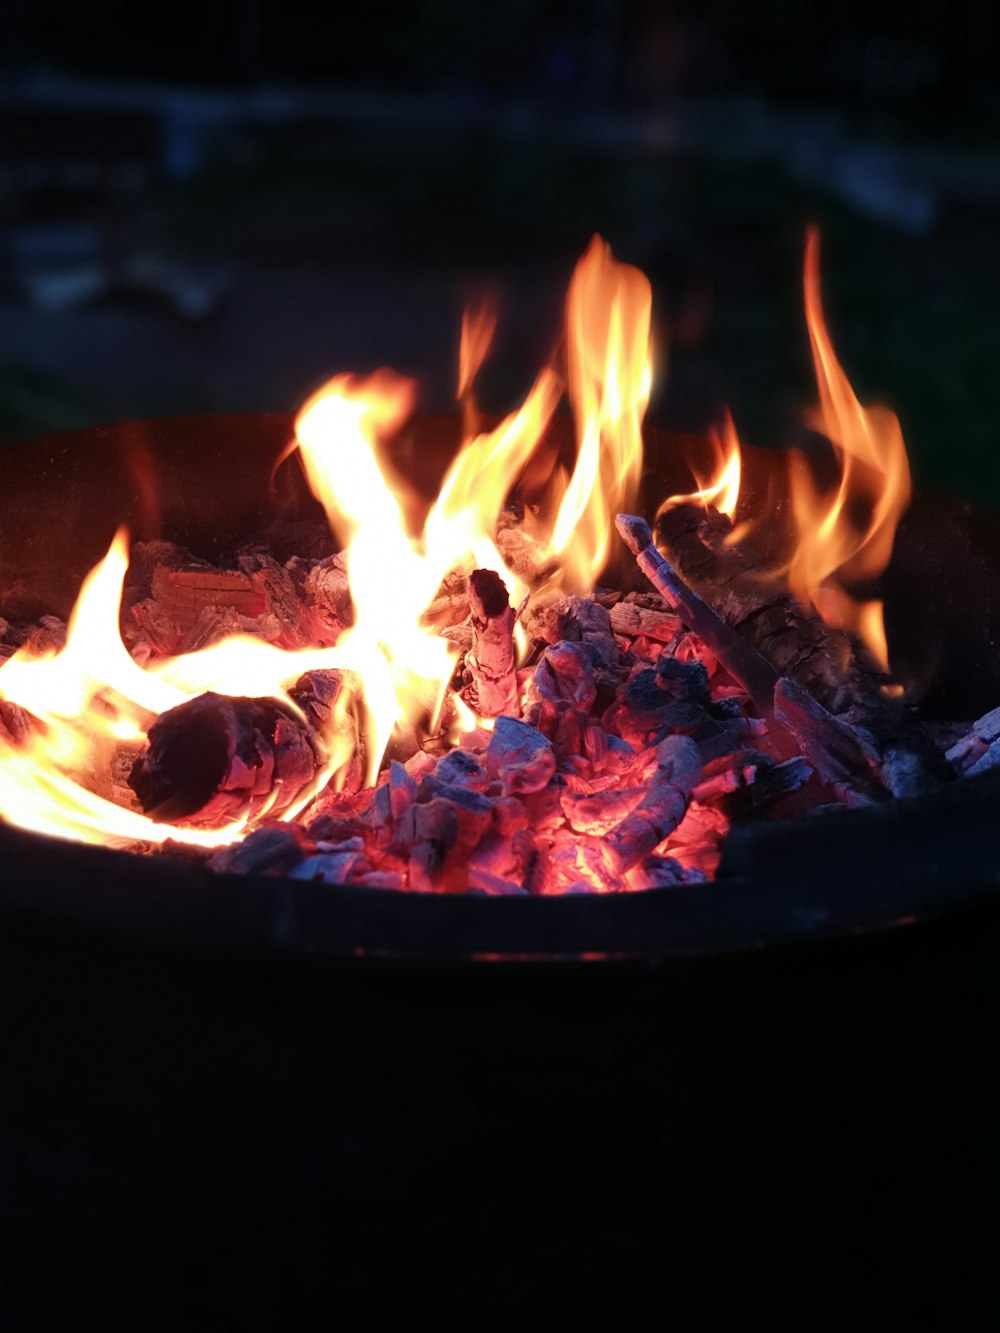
786, 227, 912, 671
555, 235, 652, 589
458, 300, 497, 400
0, 236, 658, 850
658, 410, 742, 521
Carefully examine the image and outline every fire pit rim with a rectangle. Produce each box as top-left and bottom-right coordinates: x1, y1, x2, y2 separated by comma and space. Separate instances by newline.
1, 760, 999, 966
2, 412, 1000, 965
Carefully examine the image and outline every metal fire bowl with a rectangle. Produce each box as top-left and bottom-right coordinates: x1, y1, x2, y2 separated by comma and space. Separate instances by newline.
1, 412, 999, 965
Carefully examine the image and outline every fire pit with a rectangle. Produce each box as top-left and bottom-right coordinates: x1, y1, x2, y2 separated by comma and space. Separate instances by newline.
2, 236, 1000, 961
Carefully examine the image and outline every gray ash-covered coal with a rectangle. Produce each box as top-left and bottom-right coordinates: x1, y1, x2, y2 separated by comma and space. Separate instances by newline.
2, 501, 988, 897
193, 569, 828, 894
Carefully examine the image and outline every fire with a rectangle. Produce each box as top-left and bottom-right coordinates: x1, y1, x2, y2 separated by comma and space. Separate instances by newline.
658, 410, 742, 521
785, 227, 912, 670
0, 236, 654, 849
0, 226, 919, 865
555, 235, 651, 589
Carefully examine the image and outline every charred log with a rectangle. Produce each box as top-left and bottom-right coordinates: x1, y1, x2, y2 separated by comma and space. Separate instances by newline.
129, 692, 326, 827
0, 698, 34, 747
655, 501, 951, 791
947, 705, 1000, 776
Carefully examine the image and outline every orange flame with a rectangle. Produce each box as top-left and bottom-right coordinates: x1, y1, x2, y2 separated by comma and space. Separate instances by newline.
658, 410, 742, 521
786, 227, 912, 671
457, 300, 498, 401
556, 235, 652, 589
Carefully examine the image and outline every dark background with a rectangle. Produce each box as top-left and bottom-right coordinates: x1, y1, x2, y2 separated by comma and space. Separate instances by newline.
1, 1, 999, 501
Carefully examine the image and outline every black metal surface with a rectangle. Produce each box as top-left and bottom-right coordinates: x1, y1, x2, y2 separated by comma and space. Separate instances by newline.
3, 886, 1000, 1327
1, 412, 999, 964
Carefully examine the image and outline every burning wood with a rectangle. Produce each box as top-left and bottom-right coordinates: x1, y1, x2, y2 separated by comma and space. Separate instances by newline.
129, 692, 324, 826
464, 569, 518, 717
947, 706, 1000, 777
129, 668, 361, 827
603, 734, 700, 873
655, 501, 952, 796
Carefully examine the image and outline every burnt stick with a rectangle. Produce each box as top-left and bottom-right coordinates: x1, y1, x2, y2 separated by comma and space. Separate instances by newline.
655, 501, 952, 794
616, 513, 785, 726
465, 569, 519, 718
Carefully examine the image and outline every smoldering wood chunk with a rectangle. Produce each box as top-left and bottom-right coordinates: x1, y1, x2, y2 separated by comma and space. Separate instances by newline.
773, 677, 880, 801
485, 716, 557, 796
124, 541, 195, 602
966, 741, 1000, 777
625, 855, 698, 890
422, 568, 472, 630
417, 778, 494, 851
354, 871, 406, 890
288, 667, 365, 795
290, 841, 367, 884
128, 547, 351, 658
1, 615, 67, 659
465, 568, 518, 718
696, 747, 813, 811
300, 552, 353, 642
528, 641, 598, 713
468, 868, 531, 896
546, 837, 620, 895
237, 552, 317, 649
656, 501, 951, 786
524, 594, 613, 644
559, 785, 645, 835
152, 564, 266, 623
611, 668, 701, 734
0, 699, 34, 747
208, 825, 310, 877
609, 601, 683, 644
129, 692, 325, 827
370, 760, 419, 829
396, 798, 461, 892
435, 748, 489, 791
947, 706, 1000, 773
579, 726, 638, 781
691, 717, 768, 764
495, 526, 559, 584
655, 657, 712, 705
661, 800, 730, 878
604, 734, 701, 873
